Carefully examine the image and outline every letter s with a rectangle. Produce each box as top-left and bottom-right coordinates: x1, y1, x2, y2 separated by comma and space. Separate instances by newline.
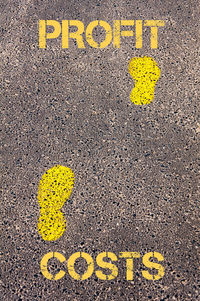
96, 252, 118, 280
142, 252, 165, 280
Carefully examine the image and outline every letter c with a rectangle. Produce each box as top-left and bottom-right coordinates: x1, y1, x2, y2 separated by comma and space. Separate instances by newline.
40, 252, 66, 280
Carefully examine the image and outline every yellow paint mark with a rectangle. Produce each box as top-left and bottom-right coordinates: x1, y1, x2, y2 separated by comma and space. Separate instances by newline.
129, 56, 161, 105
142, 252, 165, 280
39, 20, 61, 49
85, 20, 112, 48
37, 165, 75, 241
68, 252, 94, 280
119, 252, 140, 280
144, 20, 165, 49
40, 252, 66, 280
96, 252, 118, 280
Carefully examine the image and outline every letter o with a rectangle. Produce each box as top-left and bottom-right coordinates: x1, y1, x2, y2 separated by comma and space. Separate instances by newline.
86, 20, 112, 48
67, 252, 94, 280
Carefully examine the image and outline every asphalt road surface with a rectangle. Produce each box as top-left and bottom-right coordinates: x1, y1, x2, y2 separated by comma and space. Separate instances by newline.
1, 1, 199, 300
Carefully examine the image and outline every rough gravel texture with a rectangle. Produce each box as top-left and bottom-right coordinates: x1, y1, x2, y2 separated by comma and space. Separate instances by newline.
1, 0, 199, 300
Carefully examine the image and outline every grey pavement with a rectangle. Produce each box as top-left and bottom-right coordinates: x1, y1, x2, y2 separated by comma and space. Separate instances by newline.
1, 1, 199, 300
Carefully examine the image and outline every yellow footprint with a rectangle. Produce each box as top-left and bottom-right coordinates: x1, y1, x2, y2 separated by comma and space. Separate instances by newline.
129, 56, 161, 105
37, 165, 75, 241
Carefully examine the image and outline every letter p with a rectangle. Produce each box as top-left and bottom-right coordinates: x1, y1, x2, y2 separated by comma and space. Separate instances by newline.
39, 20, 61, 48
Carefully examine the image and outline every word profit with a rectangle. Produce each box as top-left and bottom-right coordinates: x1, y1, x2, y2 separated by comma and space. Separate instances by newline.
39, 20, 165, 49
